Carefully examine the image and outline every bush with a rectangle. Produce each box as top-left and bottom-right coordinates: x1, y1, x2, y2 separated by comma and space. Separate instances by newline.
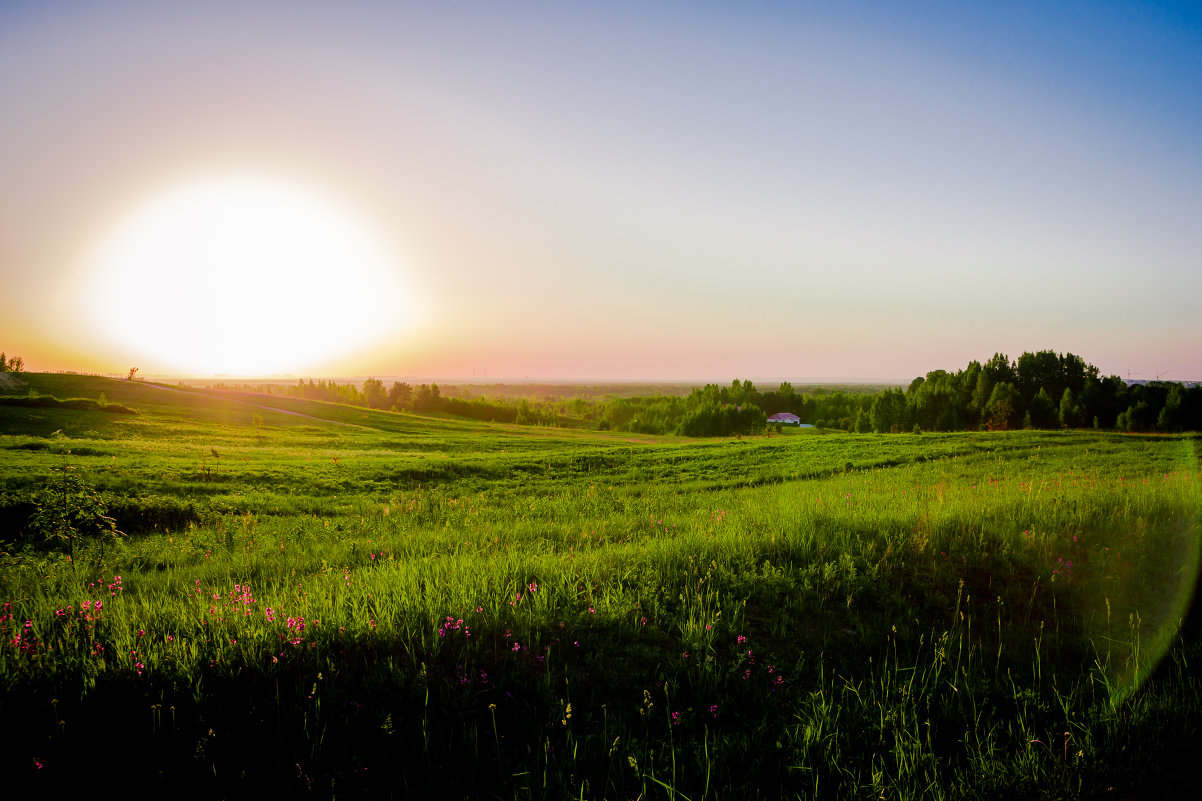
23, 466, 122, 557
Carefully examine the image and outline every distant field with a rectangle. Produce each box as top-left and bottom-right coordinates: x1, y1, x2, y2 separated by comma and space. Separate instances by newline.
182, 378, 901, 400
1, 373, 1199, 798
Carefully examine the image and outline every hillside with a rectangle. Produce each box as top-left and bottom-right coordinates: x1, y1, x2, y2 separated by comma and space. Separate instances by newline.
0, 372, 1200, 798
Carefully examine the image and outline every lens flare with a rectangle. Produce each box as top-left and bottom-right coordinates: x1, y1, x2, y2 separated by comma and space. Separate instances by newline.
1096, 438, 1201, 705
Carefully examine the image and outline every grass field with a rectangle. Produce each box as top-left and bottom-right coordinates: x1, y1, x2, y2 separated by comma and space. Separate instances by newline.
1, 373, 1200, 799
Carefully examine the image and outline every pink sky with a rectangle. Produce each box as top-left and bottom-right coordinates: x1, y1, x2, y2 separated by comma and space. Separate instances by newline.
3, 1, 1200, 383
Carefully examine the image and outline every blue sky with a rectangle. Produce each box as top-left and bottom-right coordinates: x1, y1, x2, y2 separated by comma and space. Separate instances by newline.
1, 1, 1199, 380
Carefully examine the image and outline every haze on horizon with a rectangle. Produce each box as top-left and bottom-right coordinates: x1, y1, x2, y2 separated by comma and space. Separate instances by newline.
2, 1, 1200, 383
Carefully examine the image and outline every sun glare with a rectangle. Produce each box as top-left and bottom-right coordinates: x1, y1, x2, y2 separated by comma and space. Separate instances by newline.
77, 174, 412, 375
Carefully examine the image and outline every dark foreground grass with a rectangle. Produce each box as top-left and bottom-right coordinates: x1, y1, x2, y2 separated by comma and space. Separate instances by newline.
0, 375, 1199, 799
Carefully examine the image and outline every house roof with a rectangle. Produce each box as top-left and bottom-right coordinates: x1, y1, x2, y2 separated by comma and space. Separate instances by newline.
767, 412, 801, 422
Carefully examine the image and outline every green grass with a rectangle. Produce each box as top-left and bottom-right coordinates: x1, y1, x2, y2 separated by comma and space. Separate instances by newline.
1, 373, 1200, 798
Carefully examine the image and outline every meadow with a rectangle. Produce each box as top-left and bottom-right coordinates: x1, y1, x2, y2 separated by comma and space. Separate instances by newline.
1, 373, 1200, 799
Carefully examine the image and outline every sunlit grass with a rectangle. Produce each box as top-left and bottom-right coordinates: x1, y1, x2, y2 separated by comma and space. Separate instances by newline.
1, 374, 1199, 797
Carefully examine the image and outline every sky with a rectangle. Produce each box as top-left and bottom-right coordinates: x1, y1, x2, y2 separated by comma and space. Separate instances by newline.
1, 0, 1200, 382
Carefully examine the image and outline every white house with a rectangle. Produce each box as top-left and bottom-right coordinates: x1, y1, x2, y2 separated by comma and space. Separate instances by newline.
767, 412, 802, 425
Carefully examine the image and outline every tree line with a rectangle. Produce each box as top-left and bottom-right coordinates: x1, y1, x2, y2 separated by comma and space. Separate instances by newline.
237, 350, 1202, 436
518, 351, 1201, 435
280, 378, 569, 427
680, 352, 1201, 435
867, 351, 1201, 434
272, 377, 768, 435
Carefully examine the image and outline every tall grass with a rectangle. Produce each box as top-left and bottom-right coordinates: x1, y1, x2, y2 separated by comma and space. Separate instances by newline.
1, 376, 1199, 798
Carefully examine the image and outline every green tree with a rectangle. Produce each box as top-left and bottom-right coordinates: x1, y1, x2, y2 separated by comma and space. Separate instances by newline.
1016, 351, 1063, 403
388, 382, 413, 411
985, 382, 1022, 431
26, 464, 122, 562
1059, 388, 1084, 428
982, 353, 1016, 387
968, 369, 993, 429
413, 384, 434, 412
726, 379, 757, 406
1028, 387, 1058, 428
1060, 352, 1097, 393
1156, 384, 1185, 432
869, 388, 908, 433
362, 378, 388, 410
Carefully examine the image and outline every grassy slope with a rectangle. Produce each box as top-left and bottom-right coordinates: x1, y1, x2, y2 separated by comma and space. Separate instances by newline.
0, 374, 1199, 798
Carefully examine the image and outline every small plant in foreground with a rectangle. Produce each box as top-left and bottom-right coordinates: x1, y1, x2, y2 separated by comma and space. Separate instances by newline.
25, 464, 121, 561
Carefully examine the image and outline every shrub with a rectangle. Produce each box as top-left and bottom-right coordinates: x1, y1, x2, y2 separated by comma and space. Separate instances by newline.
24, 465, 122, 558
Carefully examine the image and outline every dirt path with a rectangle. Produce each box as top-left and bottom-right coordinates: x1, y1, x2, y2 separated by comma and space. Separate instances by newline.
248, 402, 375, 429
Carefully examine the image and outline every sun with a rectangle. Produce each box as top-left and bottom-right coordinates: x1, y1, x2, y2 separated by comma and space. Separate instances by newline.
77, 173, 413, 375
